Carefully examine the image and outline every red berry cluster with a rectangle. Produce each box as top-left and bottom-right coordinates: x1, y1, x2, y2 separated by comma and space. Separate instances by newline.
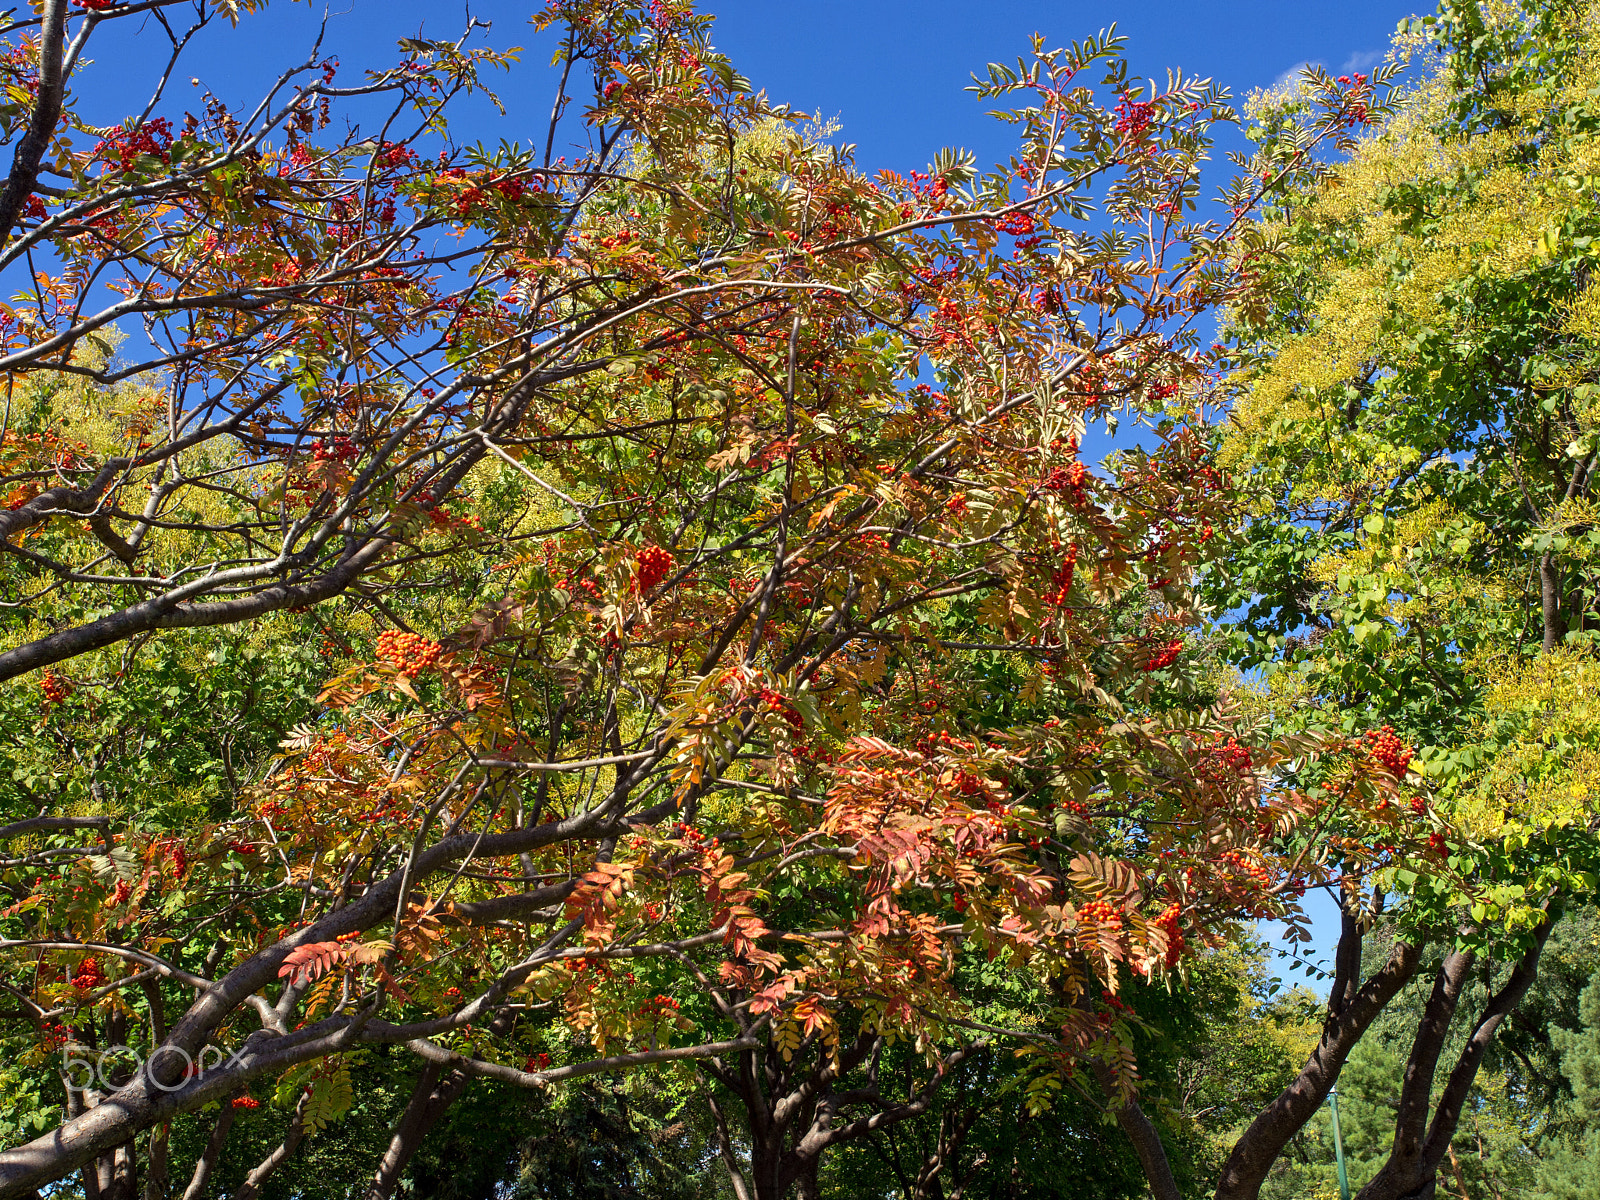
1154, 903, 1185, 967
231, 1096, 261, 1110
378, 142, 420, 170
991, 211, 1037, 237
635, 545, 674, 593
433, 167, 535, 217
756, 687, 804, 731
70, 957, 106, 991
38, 1022, 71, 1050
312, 436, 358, 462
1427, 833, 1448, 857
110, 878, 131, 906
94, 117, 174, 172
1143, 639, 1183, 672
1219, 738, 1253, 773
376, 629, 442, 675
1365, 726, 1412, 776
565, 572, 605, 602
1078, 899, 1123, 930
639, 994, 680, 1015
951, 771, 988, 798
1335, 72, 1373, 126
1100, 989, 1130, 1013
1114, 97, 1157, 139
39, 669, 71, 705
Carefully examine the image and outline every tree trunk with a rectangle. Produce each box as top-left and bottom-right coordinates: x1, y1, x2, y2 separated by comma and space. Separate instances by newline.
1370, 947, 1476, 1190
365, 1063, 472, 1200
179, 1107, 235, 1200
1214, 910, 1423, 1200
1355, 920, 1553, 1200
1542, 551, 1568, 651
143, 1124, 169, 1200
108, 1142, 137, 1200
1092, 1061, 1181, 1200
749, 1131, 789, 1200
708, 1093, 754, 1200
792, 1156, 821, 1200
234, 1091, 311, 1200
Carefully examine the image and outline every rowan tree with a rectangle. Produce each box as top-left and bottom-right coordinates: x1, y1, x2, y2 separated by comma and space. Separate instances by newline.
0, 2, 1401, 1199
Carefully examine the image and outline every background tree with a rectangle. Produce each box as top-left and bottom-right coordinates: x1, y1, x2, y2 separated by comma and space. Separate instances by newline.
1154, 2, 1600, 1199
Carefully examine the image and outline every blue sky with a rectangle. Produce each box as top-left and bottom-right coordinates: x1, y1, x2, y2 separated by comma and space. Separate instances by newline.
76, 0, 1419, 178
711, 1, 1411, 174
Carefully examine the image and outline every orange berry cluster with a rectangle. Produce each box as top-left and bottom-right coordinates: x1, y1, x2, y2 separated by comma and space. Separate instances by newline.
1221, 850, 1273, 886
1143, 639, 1183, 672
231, 1096, 261, 1110
1365, 726, 1412, 776
1043, 546, 1078, 608
1042, 462, 1090, 495
39, 669, 71, 705
1078, 899, 1123, 930
634, 545, 675, 593
376, 629, 442, 675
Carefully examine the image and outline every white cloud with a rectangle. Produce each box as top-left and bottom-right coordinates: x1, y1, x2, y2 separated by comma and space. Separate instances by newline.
1271, 60, 1316, 92
1267, 48, 1382, 95
1341, 48, 1383, 74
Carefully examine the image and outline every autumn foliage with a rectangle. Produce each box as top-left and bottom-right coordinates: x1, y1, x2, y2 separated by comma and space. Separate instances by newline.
0, 2, 1432, 1199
